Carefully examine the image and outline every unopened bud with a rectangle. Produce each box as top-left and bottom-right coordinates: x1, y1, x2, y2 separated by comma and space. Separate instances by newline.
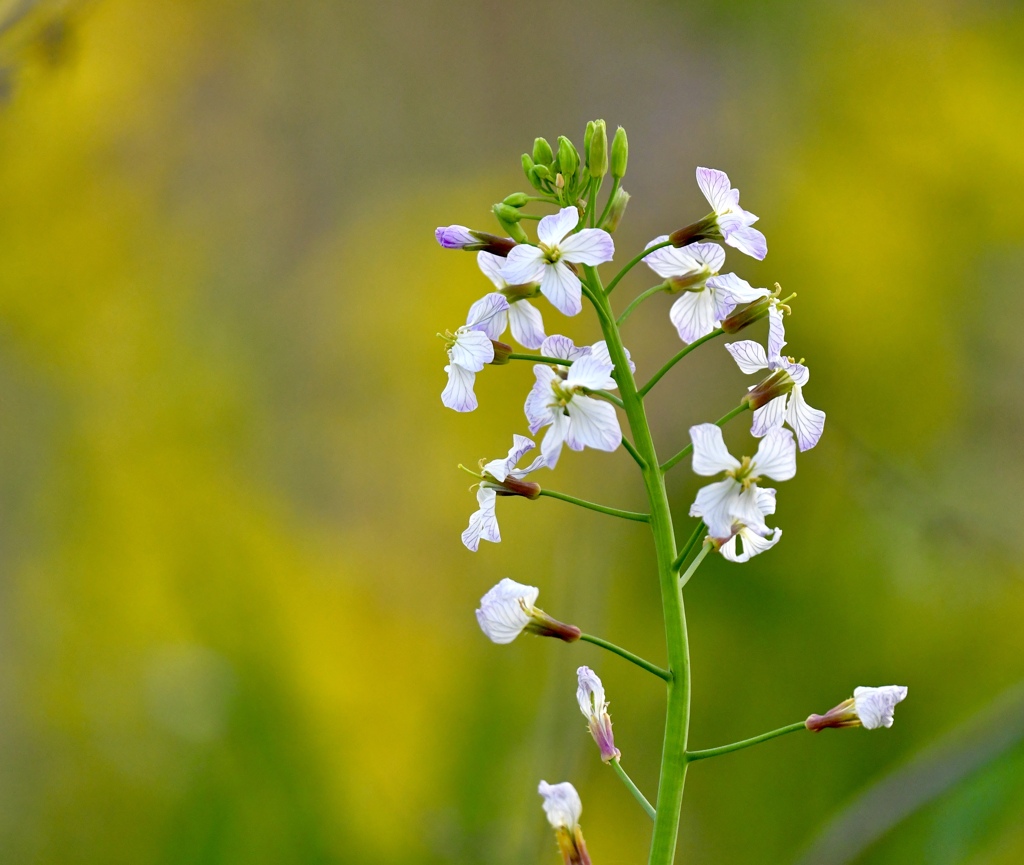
668, 214, 721, 247
806, 686, 908, 732
522, 154, 541, 188
539, 782, 591, 865
435, 226, 516, 257
588, 120, 607, 179
533, 136, 554, 166
577, 667, 620, 762
557, 136, 580, 180
477, 579, 582, 645
493, 203, 522, 223
722, 297, 772, 333
492, 204, 529, 243
743, 368, 793, 410
611, 126, 628, 180
583, 121, 594, 166
488, 340, 512, 365
503, 192, 530, 208
602, 187, 630, 233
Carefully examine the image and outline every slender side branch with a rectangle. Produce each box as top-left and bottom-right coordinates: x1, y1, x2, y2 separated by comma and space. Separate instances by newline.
597, 177, 620, 227
686, 722, 806, 762
638, 328, 724, 397
508, 353, 573, 366
586, 389, 624, 409
579, 633, 670, 681
604, 241, 671, 297
621, 436, 647, 469
610, 758, 657, 819
539, 489, 650, 523
679, 541, 712, 588
672, 522, 706, 572
617, 285, 667, 327
660, 403, 750, 474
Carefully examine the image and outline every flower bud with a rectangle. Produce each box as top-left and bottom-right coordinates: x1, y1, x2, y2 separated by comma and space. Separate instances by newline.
522, 152, 537, 183
476, 579, 582, 644
601, 188, 630, 233
583, 121, 594, 166
742, 368, 794, 410
588, 119, 608, 180
611, 126, 628, 180
492, 204, 529, 244
806, 685, 908, 732
538, 781, 592, 865
488, 339, 512, 365
493, 202, 522, 223
435, 226, 516, 257
721, 296, 772, 333
577, 667, 620, 762
503, 192, 530, 208
668, 213, 721, 247
557, 135, 580, 181
533, 136, 554, 166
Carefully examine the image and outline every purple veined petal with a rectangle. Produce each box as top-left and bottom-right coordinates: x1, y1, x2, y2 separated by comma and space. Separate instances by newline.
785, 385, 826, 452
507, 300, 546, 350
502, 244, 545, 284
538, 206, 581, 247
750, 394, 788, 437
436, 225, 476, 249
779, 357, 809, 386
767, 305, 786, 361
442, 363, 478, 412
719, 219, 767, 260
559, 228, 615, 266
669, 290, 718, 344
566, 353, 615, 391
721, 525, 782, 563
461, 486, 500, 551
566, 396, 621, 452
691, 477, 742, 539
642, 234, 677, 279
483, 434, 536, 482
539, 261, 583, 317
590, 339, 635, 375
690, 423, 741, 476
709, 273, 770, 306
756, 486, 777, 517
466, 292, 510, 340
695, 167, 734, 214
729, 485, 770, 535
477, 251, 508, 288
725, 340, 769, 374
690, 242, 726, 273
450, 328, 494, 372
751, 427, 797, 481
476, 578, 539, 643
540, 411, 571, 469
540, 334, 586, 361
709, 285, 740, 324
511, 453, 545, 477
525, 365, 558, 434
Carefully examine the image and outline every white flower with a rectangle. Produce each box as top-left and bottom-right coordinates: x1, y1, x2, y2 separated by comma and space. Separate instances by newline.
695, 167, 767, 260
440, 293, 510, 412
688, 424, 796, 541
476, 251, 547, 349
475, 578, 580, 644
462, 435, 545, 552
538, 780, 583, 830
501, 207, 615, 317
577, 666, 620, 762
725, 306, 826, 451
643, 237, 770, 344
524, 335, 624, 469
854, 685, 909, 730
718, 486, 783, 563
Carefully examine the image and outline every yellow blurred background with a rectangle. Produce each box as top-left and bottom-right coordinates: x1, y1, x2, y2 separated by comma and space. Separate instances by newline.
0, 1, 1022, 862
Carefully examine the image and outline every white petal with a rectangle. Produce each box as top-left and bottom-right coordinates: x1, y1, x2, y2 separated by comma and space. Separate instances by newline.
465, 292, 510, 340
484, 435, 536, 482
450, 328, 494, 372
750, 394, 788, 437
461, 487, 500, 551
708, 272, 770, 305
510, 453, 545, 477
442, 363, 478, 412
721, 526, 782, 563
537, 206, 581, 246
725, 340, 769, 374
643, 235, 683, 278
566, 353, 615, 391
476, 578, 539, 644
576, 666, 606, 717
539, 262, 583, 317
541, 334, 587, 361
755, 486, 777, 517
508, 300, 546, 350
751, 427, 796, 481
696, 167, 735, 214
779, 356, 809, 386
525, 365, 557, 433
502, 244, 545, 284
566, 396, 621, 452
729, 486, 770, 535
720, 220, 767, 260
853, 685, 908, 730
691, 478, 742, 539
538, 781, 583, 830
669, 291, 718, 344
589, 340, 634, 376
476, 251, 508, 288
690, 423, 741, 475
691, 242, 726, 273
560, 228, 615, 265
767, 305, 786, 360
786, 385, 826, 452
540, 412, 570, 469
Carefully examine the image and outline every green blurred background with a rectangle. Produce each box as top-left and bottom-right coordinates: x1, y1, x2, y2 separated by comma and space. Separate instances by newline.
0, 1, 1022, 862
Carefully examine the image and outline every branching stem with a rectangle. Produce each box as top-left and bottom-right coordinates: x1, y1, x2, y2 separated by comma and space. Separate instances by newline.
604, 241, 671, 297
617, 284, 668, 327
610, 758, 657, 819
686, 722, 806, 762
579, 633, 670, 681
638, 328, 725, 397
538, 489, 650, 523
507, 353, 573, 366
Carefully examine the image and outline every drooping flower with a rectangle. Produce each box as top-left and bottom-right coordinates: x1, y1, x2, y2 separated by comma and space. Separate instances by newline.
435, 225, 516, 256
668, 168, 767, 260
538, 781, 591, 865
643, 237, 770, 344
717, 486, 783, 563
576, 667, 620, 762
476, 251, 547, 349
725, 305, 826, 451
688, 424, 796, 541
806, 686, 909, 732
475, 578, 581, 644
501, 207, 615, 317
524, 335, 624, 469
440, 293, 510, 412
462, 435, 545, 552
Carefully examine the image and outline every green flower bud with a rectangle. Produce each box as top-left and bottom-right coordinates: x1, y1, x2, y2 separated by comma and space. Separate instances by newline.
588, 119, 608, 179
502, 192, 530, 208
583, 121, 595, 168
522, 153, 541, 188
492, 203, 528, 243
601, 188, 630, 233
611, 126, 628, 180
556, 136, 579, 181
493, 203, 522, 223
533, 137, 554, 166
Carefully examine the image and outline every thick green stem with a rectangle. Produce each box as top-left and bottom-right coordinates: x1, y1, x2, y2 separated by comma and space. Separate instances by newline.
610, 758, 657, 819
538, 489, 650, 523
604, 241, 671, 297
686, 722, 806, 762
638, 328, 725, 397
579, 633, 670, 681
660, 403, 750, 474
507, 353, 572, 366
582, 265, 690, 865
617, 284, 668, 327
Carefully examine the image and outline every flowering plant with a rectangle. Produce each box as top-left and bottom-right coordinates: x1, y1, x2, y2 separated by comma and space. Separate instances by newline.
437, 121, 907, 864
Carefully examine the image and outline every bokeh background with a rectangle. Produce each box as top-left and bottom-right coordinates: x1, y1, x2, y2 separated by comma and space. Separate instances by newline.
0, 1, 1022, 862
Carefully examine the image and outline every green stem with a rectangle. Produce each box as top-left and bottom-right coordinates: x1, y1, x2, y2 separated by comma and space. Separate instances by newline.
671, 522, 706, 572
686, 722, 806, 762
616, 285, 667, 327
538, 489, 650, 523
597, 177, 621, 228
584, 177, 600, 227
507, 353, 572, 366
660, 403, 749, 474
604, 241, 671, 297
621, 437, 647, 470
638, 328, 725, 397
610, 758, 657, 819
586, 389, 624, 409
581, 265, 690, 865
579, 633, 670, 681
679, 541, 712, 588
